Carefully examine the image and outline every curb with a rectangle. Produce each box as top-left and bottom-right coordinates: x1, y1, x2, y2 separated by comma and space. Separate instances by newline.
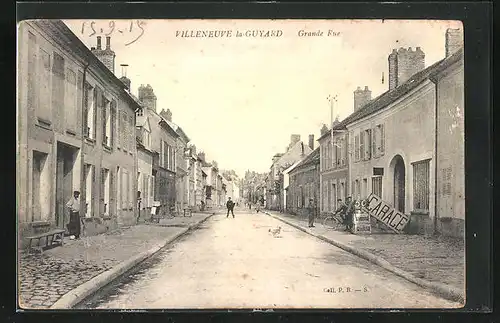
264, 211, 464, 304
50, 212, 215, 309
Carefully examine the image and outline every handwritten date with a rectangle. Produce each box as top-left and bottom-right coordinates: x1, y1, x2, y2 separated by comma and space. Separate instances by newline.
81, 20, 145, 46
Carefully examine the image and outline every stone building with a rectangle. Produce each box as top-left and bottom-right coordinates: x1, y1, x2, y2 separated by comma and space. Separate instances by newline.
265, 135, 314, 211
341, 29, 463, 237
318, 119, 350, 215
138, 85, 178, 212
159, 109, 191, 212
287, 147, 321, 217
17, 20, 140, 246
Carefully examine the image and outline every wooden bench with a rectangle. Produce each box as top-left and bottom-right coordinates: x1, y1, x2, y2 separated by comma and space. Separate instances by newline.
26, 229, 65, 254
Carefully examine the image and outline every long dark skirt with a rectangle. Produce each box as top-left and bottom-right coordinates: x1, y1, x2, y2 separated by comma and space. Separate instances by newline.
67, 211, 81, 238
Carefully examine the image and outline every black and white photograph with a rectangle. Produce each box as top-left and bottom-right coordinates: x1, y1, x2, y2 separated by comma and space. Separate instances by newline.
16, 18, 466, 310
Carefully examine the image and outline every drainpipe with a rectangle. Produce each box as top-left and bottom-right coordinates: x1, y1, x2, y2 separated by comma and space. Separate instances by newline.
80, 61, 90, 230
433, 80, 439, 235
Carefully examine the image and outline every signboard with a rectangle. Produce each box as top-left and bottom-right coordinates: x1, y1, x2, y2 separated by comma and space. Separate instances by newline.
362, 193, 409, 233
352, 208, 371, 234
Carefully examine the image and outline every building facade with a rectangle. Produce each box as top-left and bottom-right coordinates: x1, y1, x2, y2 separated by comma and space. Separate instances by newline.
318, 123, 350, 215
287, 148, 321, 216
337, 30, 463, 237
138, 85, 178, 212
17, 21, 140, 247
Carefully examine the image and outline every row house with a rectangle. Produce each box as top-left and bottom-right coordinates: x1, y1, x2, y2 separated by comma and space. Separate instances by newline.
265, 135, 313, 211
319, 29, 463, 238
201, 157, 219, 209
17, 21, 140, 246
137, 85, 178, 212
159, 109, 191, 212
287, 147, 321, 216
318, 117, 350, 214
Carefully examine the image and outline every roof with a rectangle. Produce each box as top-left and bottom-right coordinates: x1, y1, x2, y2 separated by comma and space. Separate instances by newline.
165, 119, 191, 143
32, 20, 141, 111
282, 160, 302, 175
318, 47, 464, 141
292, 147, 320, 170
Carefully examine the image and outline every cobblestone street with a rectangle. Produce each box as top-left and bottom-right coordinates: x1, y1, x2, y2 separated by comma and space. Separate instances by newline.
271, 212, 465, 290
18, 213, 213, 309
79, 210, 460, 309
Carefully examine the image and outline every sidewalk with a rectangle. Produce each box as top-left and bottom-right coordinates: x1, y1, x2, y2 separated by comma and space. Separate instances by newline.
266, 211, 464, 292
18, 211, 216, 309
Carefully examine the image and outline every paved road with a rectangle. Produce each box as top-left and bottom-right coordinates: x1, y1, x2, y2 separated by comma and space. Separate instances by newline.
80, 209, 460, 309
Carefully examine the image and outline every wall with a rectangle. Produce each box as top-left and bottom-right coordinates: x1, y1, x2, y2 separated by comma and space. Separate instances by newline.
435, 59, 465, 238
347, 80, 436, 234
288, 164, 320, 216
319, 131, 349, 213
17, 21, 138, 248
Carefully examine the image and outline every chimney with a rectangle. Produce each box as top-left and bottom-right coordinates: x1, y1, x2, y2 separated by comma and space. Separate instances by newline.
320, 124, 328, 136
119, 64, 131, 90
138, 84, 157, 111
198, 152, 206, 162
290, 134, 300, 145
445, 28, 463, 57
388, 47, 425, 90
353, 86, 372, 112
308, 134, 314, 150
92, 36, 116, 74
160, 109, 172, 122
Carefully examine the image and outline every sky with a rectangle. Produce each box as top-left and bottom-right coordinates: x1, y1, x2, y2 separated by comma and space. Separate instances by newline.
63, 19, 462, 178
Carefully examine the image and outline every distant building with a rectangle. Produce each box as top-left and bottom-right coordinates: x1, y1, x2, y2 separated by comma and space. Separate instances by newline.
288, 147, 321, 216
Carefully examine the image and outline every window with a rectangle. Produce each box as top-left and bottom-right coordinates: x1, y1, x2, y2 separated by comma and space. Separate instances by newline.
102, 97, 111, 147
120, 111, 128, 150
110, 100, 116, 148
129, 115, 134, 152
38, 48, 52, 123
326, 181, 331, 211
84, 164, 94, 217
372, 176, 382, 197
84, 84, 96, 139
332, 183, 337, 211
442, 166, 452, 196
376, 124, 385, 155
365, 129, 372, 160
363, 178, 368, 198
65, 68, 78, 131
151, 175, 155, 201
101, 168, 110, 215
355, 135, 360, 161
137, 109, 143, 117
27, 32, 38, 118
413, 160, 430, 212
360, 132, 365, 160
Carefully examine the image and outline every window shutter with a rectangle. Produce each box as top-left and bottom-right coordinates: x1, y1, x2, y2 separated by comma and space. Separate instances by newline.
360, 132, 365, 160
91, 166, 96, 217
380, 124, 385, 154
93, 87, 98, 139
355, 135, 360, 161
82, 84, 89, 137
102, 95, 107, 145
129, 115, 134, 152
109, 170, 115, 216
372, 127, 377, 157
110, 101, 116, 148
100, 168, 105, 215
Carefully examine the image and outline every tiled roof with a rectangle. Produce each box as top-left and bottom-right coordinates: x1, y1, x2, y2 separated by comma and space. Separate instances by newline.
293, 147, 320, 170
318, 47, 464, 141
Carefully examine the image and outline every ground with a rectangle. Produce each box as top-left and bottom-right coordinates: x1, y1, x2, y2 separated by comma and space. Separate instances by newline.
78, 209, 461, 309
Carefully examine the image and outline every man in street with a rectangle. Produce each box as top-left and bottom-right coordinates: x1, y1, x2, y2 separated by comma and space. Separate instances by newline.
226, 197, 235, 218
307, 198, 316, 227
66, 190, 81, 239
345, 196, 355, 232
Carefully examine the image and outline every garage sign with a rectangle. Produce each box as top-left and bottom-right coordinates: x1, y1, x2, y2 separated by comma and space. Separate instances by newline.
361, 193, 409, 233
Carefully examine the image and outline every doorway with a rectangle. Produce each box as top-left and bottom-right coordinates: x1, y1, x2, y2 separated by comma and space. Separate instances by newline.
393, 155, 406, 213
55, 142, 78, 231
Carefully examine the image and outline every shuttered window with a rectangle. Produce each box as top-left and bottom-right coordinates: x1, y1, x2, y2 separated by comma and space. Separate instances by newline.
360, 132, 365, 161
65, 68, 77, 132
413, 160, 430, 212
372, 176, 382, 197
38, 48, 52, 124
110, 100, 116, 148
365, 129, 372, 160
354, 135, 360, 162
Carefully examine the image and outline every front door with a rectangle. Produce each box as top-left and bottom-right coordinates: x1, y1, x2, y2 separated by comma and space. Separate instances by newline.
393, 157, 406, 213
55, 143, 76, 231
